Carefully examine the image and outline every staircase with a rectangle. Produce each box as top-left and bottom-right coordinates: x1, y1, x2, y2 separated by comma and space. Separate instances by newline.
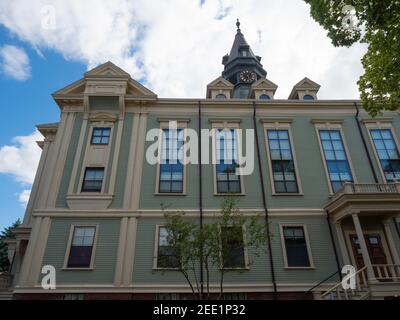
0, 291, 13, 300
321, 264, 400, 300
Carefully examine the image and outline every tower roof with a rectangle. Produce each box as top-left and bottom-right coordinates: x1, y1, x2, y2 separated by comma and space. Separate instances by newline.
222, 19, 262, 66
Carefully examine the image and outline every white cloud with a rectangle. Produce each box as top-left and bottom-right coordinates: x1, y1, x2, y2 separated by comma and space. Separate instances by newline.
0, 45, 31, 81
18, 189, 31, 207
0, 130, 42, 185
0, 0, 367, 99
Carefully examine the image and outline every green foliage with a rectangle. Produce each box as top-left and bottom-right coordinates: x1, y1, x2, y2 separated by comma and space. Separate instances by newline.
304, 0, 400, 116
161, 196, 269, 299
0, 219, 21, 272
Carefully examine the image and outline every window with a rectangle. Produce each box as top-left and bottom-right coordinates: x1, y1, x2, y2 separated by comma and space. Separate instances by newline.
156, 293, 178, 300
157, 227, 179, 268
216, 128, 241, 193
91, 127, 111, 145
282, 226, 311, 267
82, 167, 104, 192
240, 50, 248, 57
267, 130, 299, 193
67, 226, 96, 268
159, 129, 184, 193
259, 94, 270, 100
370, 129, 400, 182
216, 93, 227, 99
303, 95, 314, 100
221, 226, 246, 269
319, 130, 353, 192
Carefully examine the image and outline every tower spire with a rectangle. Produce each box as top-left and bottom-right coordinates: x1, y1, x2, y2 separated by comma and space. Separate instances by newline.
236, 18, 241, 33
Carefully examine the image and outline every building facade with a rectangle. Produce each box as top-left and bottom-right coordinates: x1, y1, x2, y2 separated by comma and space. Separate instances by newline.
3, 22, 400, 300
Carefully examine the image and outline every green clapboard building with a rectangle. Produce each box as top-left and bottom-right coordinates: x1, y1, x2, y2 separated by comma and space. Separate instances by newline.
5, 21, 400, 300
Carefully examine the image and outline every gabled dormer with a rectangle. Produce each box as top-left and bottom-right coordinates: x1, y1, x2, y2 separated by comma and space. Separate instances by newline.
206, 76, 234, 99
251, 78, 278, 100
288, 77, 320, 100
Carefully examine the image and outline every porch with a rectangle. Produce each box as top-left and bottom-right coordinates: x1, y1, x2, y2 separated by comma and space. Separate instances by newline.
323, 182, 400, 299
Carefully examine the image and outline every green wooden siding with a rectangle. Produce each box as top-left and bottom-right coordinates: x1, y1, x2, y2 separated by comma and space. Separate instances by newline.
41, 218, 120, 284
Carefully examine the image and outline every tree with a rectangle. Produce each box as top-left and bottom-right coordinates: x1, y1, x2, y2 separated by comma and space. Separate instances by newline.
0, 219, 21, 272
161, 196, 269, 300
304, 0, 400, 116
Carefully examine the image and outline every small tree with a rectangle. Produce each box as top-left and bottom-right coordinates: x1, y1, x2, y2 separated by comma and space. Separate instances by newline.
162, 196, 270, 299
0, 219, 21, 272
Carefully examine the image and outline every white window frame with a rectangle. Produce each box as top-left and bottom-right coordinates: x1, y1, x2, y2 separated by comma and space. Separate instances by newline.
78, 121, 114, 194
314, 122, 357, 195
211, 121, 246, 196
63, 224, 99, 270
279, 224, 314, 269
153, 225, 179, 270
154, 121, 188, 195
219, 225, 250, 270
364, 121, 400, 183
263, 121, 303, 195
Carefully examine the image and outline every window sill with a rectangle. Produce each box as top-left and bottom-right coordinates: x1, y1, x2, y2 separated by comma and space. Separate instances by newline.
284, 266, 315, 270
62, 267, 94, 271
152, 267, 180, 271
214, 193, 246, 196
220, 267, 250, 271
154, 192, 187, 196
272, 193, 304, 196
66, 193, 114, 210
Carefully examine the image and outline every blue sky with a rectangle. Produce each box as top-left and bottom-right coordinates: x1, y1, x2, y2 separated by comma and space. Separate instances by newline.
0, 0, 367, 230
0, 25, 86, 229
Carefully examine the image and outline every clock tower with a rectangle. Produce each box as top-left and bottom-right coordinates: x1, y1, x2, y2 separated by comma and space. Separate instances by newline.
221, 19, 267, 99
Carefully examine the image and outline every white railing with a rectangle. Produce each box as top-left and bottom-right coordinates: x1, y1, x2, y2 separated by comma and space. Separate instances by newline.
0, 273, 13, 291
332, 182, 400, 201
372, 264, 400, 281
321, 264, 400, 300
321, 266, 369, 300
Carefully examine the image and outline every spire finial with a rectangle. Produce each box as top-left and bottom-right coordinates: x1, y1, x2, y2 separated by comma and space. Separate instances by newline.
236, 18, 241, 32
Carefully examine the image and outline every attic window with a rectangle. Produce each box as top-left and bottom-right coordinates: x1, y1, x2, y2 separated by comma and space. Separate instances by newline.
216, 94, 227, 99
303, 95, 314, 100
259, 94, 270, 100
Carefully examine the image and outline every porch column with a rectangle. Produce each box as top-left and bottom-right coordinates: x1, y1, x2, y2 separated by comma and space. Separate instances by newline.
334, 222, 351, 266
382, 219, 400, 265
352, 213, 376, 281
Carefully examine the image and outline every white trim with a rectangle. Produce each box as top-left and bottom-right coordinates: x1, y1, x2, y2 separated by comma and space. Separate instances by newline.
364, 122, 400, 183
279, 224, 315, 269
314, 123, 357, 195
62, 224, 99, 270
263, 122, 303, 195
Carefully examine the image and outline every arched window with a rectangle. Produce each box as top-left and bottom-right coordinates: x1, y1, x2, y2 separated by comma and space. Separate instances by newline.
303, 95, 314, 100
259, 94, 270, 100
216, 94, 227, 99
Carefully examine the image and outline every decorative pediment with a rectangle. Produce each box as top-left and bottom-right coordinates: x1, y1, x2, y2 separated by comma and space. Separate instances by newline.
289, 77, 321, 100
84, 61, 130, 79
251, 78, 278, 91
126, 78, 157, 98
206, 76, 234, 99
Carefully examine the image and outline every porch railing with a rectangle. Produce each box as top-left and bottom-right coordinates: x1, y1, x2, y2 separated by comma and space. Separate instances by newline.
372, 264, 400, 281
332, 182, 400, 201
0, 273, 13, 291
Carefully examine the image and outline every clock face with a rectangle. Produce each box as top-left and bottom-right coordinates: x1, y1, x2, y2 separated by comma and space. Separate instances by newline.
239, 70, 256, 83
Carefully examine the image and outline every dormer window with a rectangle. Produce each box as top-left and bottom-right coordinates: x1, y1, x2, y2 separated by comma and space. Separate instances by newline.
259, 94, 270, 100
303, 95, 314, 100
216, 94, 227, 99
240, 49, 248, 57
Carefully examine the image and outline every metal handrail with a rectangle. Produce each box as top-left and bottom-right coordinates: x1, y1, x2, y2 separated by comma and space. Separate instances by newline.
301, 270, 340, 298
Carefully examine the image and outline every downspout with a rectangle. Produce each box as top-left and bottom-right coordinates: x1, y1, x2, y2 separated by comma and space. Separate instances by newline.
198, 101, 204, 296
252, 101, 277, 297
325, 211, 343, 281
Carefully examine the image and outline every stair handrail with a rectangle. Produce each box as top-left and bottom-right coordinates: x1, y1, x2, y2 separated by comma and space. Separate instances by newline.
300, 270, 340, 299
321, 266, 368, 299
